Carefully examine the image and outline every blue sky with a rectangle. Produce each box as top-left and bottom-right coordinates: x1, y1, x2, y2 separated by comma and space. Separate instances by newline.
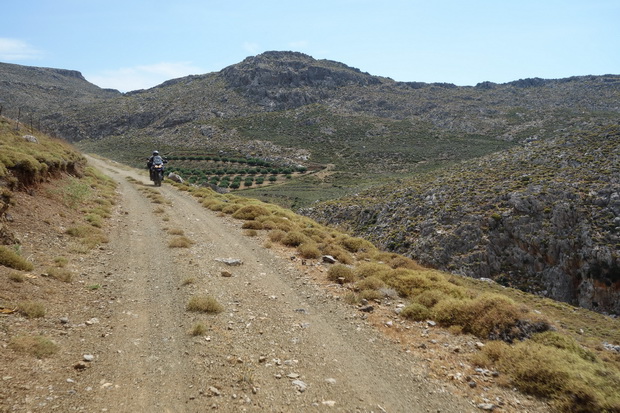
1, 0, 618, 92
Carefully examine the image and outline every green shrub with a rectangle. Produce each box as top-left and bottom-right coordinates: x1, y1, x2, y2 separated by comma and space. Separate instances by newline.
190, 323, 207, 336
8, 272, 25, 282
360, 289, 384, 301
432, 297, 470, 326
462, 293, 523, 338
386, 269, 434, 297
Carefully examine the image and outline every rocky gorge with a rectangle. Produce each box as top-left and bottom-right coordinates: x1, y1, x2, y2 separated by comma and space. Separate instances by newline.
302, 125, 620, 314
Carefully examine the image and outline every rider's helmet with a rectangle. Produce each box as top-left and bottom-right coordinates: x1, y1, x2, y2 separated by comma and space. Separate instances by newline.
153, 150, 159, 156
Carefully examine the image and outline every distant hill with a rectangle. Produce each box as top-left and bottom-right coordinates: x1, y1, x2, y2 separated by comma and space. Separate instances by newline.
1, 51, 619, 313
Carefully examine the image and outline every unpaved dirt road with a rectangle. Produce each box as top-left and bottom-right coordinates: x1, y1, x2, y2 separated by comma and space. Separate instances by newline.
51, 157, 476, 412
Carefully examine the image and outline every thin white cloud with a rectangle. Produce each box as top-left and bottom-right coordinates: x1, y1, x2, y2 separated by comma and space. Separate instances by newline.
243, 42, 261, 54
85, 61, 204, 92
0, 38, 42, 60
288, 41, 309, 49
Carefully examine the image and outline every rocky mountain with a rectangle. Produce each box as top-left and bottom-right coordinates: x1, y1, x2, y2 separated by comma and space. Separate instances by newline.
302, 125, 620, 314
0, 61, 119, 115
1, 51, 619, 313
2, 52, 619, 171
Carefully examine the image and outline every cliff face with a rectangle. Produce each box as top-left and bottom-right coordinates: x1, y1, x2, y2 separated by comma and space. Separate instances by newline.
302, 126, 620, 314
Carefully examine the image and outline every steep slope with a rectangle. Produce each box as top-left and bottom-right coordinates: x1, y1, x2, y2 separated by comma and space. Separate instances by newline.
302, 125, 620, 314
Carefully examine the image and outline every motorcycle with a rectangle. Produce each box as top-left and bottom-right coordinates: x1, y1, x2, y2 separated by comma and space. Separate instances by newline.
148, 157, 167, 187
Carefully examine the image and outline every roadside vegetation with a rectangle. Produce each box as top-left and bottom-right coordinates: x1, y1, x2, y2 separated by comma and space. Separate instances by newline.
171, 179, 620, 412
0, 118, 118, 370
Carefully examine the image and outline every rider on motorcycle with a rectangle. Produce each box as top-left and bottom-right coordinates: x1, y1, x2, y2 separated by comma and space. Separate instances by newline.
146, 150, 167, 181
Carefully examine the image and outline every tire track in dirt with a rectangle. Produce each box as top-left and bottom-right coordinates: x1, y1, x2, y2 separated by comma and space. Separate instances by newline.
59, 157, 476, 412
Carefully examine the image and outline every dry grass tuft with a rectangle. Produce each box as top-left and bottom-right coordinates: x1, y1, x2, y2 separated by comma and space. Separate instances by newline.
168, 236, 195, 248
268, 229, 287, 243
8, 272, 26, 282
190, 323, 207, 336
186, 295, 223, 313
17, 301, 46, 318
242, 220, 264, 230
232, 204, 271, 220
0, 246, 34, 271
9, 335, 59, 358
46, 267, 73, 283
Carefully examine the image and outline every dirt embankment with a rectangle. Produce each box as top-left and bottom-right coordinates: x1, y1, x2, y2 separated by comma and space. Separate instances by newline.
1, 157, 551, 412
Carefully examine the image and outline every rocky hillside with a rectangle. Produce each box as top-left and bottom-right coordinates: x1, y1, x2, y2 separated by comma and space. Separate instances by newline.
302, 125, 620, 314
2, 52, 620, 173
1, 51, 619, 314
0, 61, 119, 118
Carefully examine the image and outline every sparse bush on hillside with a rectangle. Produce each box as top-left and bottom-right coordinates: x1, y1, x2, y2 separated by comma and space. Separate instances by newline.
241, 220, 264, 230
232, 204, 272, 220
413, 289, 448, 309
222, 203, 242, 214
0, 245, 34, 271
320, 243, 354, 265
297, 242, 321, 259
281, 231, 310, 247
339, 235, 374, 253
354, 261, 392, 279
327, 264, 356, 283
355, 276, 386, 292
268, 229, 287, 243
474, 339, 620, 412
401, 302, 431, 321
